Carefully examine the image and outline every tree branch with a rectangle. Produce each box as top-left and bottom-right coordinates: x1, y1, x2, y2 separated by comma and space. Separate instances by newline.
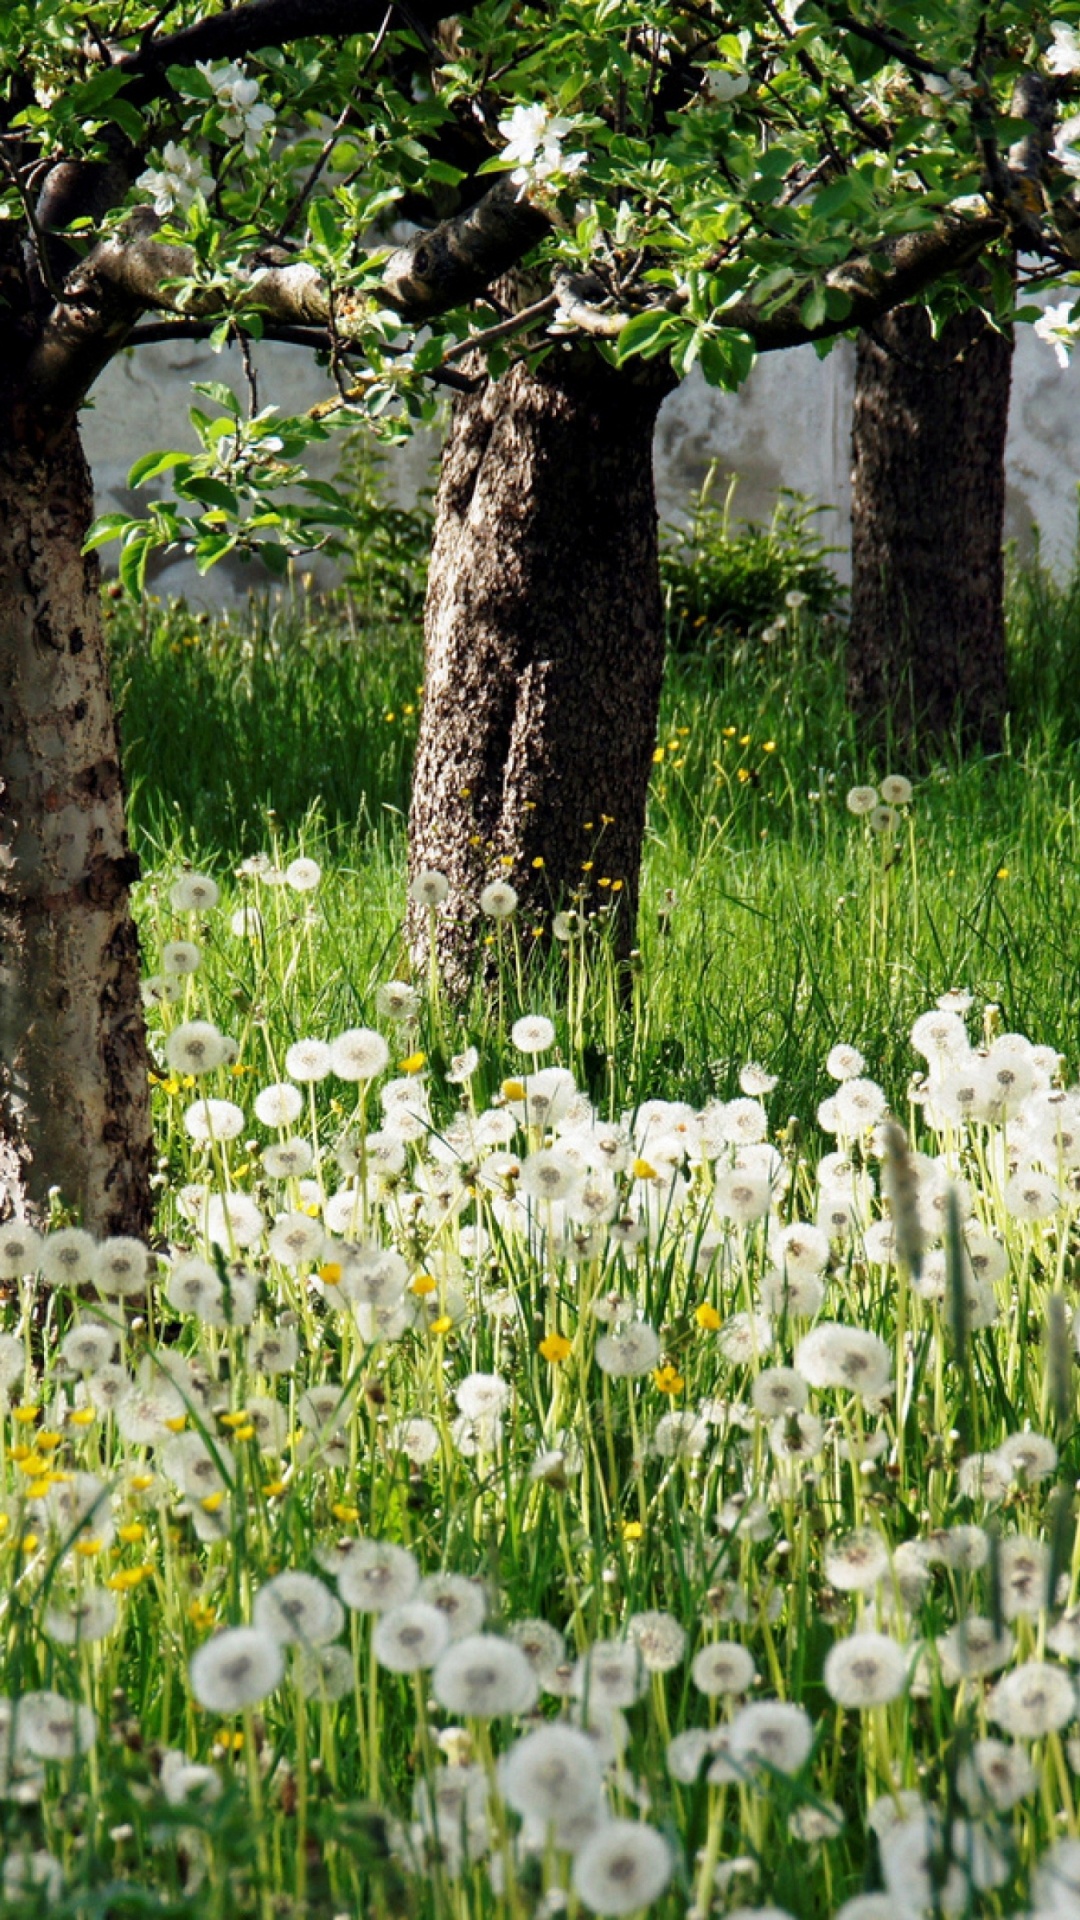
27, 179, 551, 419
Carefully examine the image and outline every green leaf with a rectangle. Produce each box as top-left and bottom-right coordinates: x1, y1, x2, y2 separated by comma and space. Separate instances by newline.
178, 477, 239, 514
127, 449, 194, 489
308, 197, 343, 254
614, 309, 682, 363
800, 284, 828, 331
118, 535, 150, 602
82, 513, 131, 554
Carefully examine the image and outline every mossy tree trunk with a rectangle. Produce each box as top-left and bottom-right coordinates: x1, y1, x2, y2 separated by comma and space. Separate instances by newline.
848, 303, 1013, 751
0, 407, 152, 1234
407, 349, 673, 994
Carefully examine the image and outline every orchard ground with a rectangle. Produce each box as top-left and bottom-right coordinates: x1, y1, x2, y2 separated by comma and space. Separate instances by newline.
1, 552, 1080, 1918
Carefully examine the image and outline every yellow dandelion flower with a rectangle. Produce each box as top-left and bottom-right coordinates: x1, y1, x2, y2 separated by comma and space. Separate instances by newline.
622, 1521, 644, 1541
653, 1365, 684, 1395
539, 1332, 572, 1364
695, 1303, 722, 1330
118, 1523, 145, 1545
399, 1051, 426, 1073
332, 1503, 359, 1524
430, 1314, 453, 1335
410, 1273, 437, 1296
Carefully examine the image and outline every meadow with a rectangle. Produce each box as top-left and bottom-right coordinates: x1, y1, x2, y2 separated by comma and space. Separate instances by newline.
2, 515, 1080, 1918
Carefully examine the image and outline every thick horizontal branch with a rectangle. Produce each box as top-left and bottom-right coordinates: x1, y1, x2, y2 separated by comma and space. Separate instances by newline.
724, 213, 1006, 351
27, 180, 551, 420
116, 0, 418, 107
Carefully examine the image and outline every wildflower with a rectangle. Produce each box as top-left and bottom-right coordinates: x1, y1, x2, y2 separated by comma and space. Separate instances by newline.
247, 1326, 298, 1376
373, 1602, 451, 1672
388, 1416, 439, 1464
627, 1611, 687, 1672
60, 1324, 116, 1373
500, 1723, 604, 1822
824, 1632, 909, 1707
93, 1236, 150, 1298
409, 869, 449, 906
740, 1061, 778, 1095
519, 1148, 583, 1203
794, 1324, 892, 1400
169, 872, 219, 912
253, 1572, 343, 1646
15, 1691, 98, 1760
824, 1529, 891, 1593
957, 1737, 1037, 1812
595, 1322, 661, 1378
703, 66, 751, 101
0, 1223, 44, 1278
751, 1368, 807, 1417
511, 1013, 556, 1054
540, 1331, 572, 1364
165, 1256, 225, 1323
195, 60, 275, 153
432, 1632, 539, 1717
337, 1539, 419, 1613
205, 1192, 265, 1250
571, 1819, 672, 1916
376, 980, 420, 1021
189, 1627, 284, 1712
284, 1038, 331, 1082
455, 1373, 510, 1420
572, 1640, 647, 1709
691, 1641, 756, 1696
936, 1616, 1014, 1684
261, 1137, 314, 1179
42, 1589, 118, 1646
832, 1076, 887, 1133
285, 856, 321, 892
769, 1410, 825, 1462
1034, 299, 1080, 368
2, 1851, 64, 1902
39, 1235, 103, 1302
184, 1098, 245, 1143
417, 1573, 488, 1641
268, 1212, 326, 1269
480, 880, 518, 918
730, 1700, 813, 1776
846, 785, 878, 815
160, 1750, 222, 1806
329, 1027, 390, 1081
254, 1082, 305, 1127
879, 774, 913, 805
294, 1644, 356, 1700
230, 905, 263, 938
652, 1410, 709, 1456
769, 1220, 830, 1278
987, 1660, 1076, 1737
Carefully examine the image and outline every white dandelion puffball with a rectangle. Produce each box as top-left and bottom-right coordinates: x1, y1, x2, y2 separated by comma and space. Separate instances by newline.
512, 1012, 556, 1054
284, 1038, 332, 1083
480, 879, 519, 919
189, 1627, 284, 1712
795, 1323, 892, 1399
164, 1021, 226, 1082
253, 1572, 343, 1647
169, 872, 220, 912
15, 1691, 98, 1760
417, 1573, 488, 1641
372, 1602, 451, 1673
691, 1641, 756, 1697
329, 1027, 390, 1081
824, 1633, 910, 1708
40, 1228, 97, 1288
594, 1321, 661, 1377
846, 785, 878, 815
499, 1723, 604, 1822
571, 1818, 673, 1915
409, 868, 449, 906
285, 856, 321, 892
0, 1222, 44, 1279
987, 1660, 1077, 1738
162, 939, 201, 975
254, 1082, 305, 1127
376, 979, 420, 1021
183, 1098, 245, 1143
729, 1700, 814, 1775
432, 1633, 539, 1718
336, 1539, 420, 1613
93, 1236, 151, 1298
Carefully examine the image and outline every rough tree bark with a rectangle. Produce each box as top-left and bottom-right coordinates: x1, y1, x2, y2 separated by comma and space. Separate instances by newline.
407, 347, 674, 993
0, 411, 152, 1233
848, 302, 1013, 751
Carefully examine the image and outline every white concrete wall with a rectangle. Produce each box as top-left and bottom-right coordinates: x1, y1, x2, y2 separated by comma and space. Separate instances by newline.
82, 319, 1078, 603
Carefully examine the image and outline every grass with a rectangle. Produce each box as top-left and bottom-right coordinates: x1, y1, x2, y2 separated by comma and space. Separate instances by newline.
0, 528, 1068, 1919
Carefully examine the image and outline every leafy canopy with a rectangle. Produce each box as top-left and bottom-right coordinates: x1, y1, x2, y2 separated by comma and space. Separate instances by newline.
3, 0, 1078, 578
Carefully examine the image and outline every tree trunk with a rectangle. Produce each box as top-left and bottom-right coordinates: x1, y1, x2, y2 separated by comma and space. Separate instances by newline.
847, 303, 1013, 751
0, 412, 153, 1235
407, 348, 673, 993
